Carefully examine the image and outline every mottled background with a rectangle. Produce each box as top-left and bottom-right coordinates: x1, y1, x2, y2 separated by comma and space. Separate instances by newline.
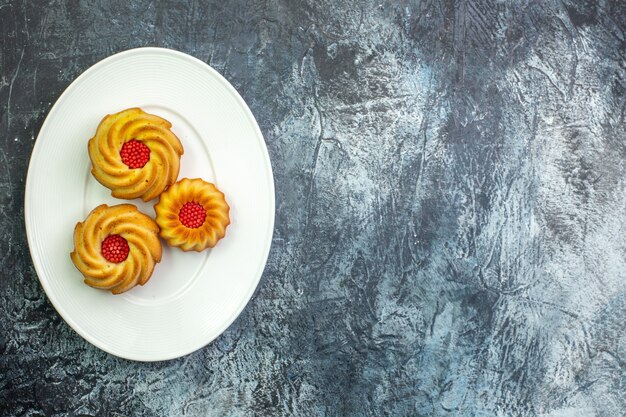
1, 0, 625, 416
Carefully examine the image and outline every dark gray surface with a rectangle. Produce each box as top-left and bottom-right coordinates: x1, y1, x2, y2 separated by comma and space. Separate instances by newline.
1, 0, 625, 416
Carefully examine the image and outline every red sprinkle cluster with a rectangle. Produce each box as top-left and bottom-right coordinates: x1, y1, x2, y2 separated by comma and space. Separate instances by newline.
101, 235, 130, 263
120, 139, 150, 168
178, 201, 207, 229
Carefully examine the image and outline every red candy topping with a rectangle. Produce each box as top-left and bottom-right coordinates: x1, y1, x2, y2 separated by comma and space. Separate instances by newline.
178, 201, 206, 228
101, 235, 130, 263
120, 139, 150, 169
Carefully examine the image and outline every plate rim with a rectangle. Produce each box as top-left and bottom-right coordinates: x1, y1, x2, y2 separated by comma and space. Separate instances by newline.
24, 47, 275, 361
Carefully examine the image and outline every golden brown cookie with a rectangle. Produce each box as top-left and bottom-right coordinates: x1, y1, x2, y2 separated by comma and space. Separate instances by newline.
154, 178, 230, 251
70, 204, 162, 294
88, 108, 184, 201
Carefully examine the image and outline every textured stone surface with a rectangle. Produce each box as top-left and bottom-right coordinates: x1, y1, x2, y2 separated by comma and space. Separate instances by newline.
1, 0, 625, 415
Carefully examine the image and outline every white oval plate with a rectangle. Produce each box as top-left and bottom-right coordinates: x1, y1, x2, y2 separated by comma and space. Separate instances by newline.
25, 47, 274, 361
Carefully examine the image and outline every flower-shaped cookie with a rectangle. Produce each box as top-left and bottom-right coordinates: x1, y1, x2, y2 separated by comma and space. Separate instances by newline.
154, 178, 230, 251
70, 204, 162, 294
88, 107, 184, 201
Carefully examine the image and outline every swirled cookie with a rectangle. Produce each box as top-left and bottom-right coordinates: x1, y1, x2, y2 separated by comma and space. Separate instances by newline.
70, 204, 162, 294
154, 178, 230, 251
88, 108, 184, 202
